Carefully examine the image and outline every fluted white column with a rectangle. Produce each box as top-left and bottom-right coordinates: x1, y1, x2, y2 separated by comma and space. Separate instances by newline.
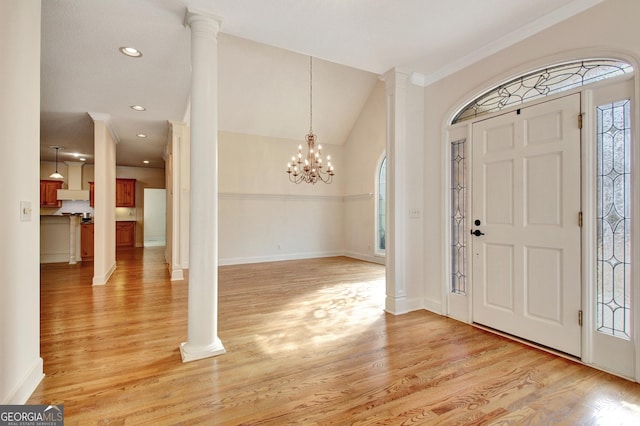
180, 9, 226, 362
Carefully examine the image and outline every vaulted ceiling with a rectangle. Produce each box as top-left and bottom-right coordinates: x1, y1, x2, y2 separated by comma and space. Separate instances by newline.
39, 0, 603, 167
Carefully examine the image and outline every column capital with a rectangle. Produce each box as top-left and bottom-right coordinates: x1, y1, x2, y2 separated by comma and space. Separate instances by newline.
185, 8, 222, 33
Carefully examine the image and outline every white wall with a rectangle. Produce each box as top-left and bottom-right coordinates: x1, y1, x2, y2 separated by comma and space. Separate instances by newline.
218, 131, 344, 264
343, 80, 386, 263
0, 0, 44, 403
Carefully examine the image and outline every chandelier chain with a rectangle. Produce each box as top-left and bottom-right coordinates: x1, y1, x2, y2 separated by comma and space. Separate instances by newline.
309, 56, 313, 133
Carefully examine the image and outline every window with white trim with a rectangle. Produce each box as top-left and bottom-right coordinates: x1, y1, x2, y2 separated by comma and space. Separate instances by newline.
375, 156, 386, 255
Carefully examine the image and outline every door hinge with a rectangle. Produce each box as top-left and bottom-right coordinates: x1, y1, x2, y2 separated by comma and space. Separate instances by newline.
578, 310, 583, 326
578, 113, 583, 129
578, 211, 583, 227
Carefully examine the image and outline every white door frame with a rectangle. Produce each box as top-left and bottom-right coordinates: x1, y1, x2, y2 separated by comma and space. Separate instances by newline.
444, 73, 640, 381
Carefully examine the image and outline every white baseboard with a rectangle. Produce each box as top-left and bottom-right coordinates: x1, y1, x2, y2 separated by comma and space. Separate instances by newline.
342, 251, 385, 265
40, 253, 69, 264
219, 251, 343, 266
423, 297, 443, 315
2, 357, 43, 404
218, 250, 388, 267
169, 267, 184, 281
385, 295, 424, 315
93, 261, 116, 286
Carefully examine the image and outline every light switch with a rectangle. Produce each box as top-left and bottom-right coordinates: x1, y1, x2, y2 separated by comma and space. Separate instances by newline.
20, 201, 32, 222
409, 208, 421, 218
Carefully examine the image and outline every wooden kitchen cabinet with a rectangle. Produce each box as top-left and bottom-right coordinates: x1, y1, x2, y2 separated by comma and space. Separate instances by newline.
81, 223, 94, 260
116, 178, 136, 207
116, 221, 135, 247
83, 221, 134, 256
40, 180, 63, 207
89, 179, 136, 207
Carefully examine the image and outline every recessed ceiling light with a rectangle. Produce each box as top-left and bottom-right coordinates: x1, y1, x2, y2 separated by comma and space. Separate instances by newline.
143, 160, 150, 164
137, 133, 147, 138
119, 47, 142, 57
130, 105, 146, 111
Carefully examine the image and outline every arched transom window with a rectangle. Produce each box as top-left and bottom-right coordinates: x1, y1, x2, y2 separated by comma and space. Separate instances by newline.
452, 59, 633, 124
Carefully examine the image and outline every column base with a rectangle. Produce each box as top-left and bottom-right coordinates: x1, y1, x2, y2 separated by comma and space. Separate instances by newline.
180, 339, 226, 363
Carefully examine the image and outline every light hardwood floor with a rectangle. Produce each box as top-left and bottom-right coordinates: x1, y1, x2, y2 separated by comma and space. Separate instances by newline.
31, 248, 640, 424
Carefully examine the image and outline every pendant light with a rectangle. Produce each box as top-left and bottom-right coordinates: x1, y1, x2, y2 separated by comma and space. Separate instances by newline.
286, 56, 335, 184
49, 146, 64, 179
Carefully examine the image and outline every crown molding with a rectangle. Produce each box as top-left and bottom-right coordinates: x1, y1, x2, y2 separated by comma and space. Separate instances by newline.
416, 0, 605, 87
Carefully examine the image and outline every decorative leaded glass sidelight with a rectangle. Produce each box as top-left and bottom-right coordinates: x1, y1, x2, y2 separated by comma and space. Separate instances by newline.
451, 139, 467, 294
453, 60, 633, 124
596, 100, 631, 339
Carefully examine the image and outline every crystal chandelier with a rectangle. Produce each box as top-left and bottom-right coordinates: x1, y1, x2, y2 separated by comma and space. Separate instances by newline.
287, 57, 335, 184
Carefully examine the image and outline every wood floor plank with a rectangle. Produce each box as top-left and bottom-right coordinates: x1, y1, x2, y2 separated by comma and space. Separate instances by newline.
29, 248, 640, 424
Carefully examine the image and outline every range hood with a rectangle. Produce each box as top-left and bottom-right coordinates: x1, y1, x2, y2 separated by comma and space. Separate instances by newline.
57, 162, 90, 201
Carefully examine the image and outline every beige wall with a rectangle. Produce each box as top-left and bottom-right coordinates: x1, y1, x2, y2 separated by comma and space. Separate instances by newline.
0, 0, 43, 404
342, 80, 386, 263
217, 131, 345, 264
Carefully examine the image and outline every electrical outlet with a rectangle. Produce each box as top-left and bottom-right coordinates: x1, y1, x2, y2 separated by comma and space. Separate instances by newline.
409, 208, 421, 218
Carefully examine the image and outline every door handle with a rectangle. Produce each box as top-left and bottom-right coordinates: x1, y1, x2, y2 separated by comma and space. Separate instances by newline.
471, 229, 485, 237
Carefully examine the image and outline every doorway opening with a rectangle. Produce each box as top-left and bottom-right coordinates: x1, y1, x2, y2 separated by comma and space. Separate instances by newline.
143, 188, 166, 247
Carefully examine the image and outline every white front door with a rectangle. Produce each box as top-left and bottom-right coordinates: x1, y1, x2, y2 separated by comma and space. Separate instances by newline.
471, 94, 582, 357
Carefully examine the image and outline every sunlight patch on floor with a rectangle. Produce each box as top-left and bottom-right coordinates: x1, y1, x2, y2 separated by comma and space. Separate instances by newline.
254, 278, 385, 355
591, 398, 640, 425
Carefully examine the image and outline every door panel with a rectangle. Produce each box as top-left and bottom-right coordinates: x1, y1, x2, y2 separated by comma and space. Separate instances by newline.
525, 246, 561, 322
485, 160, 513, 225
472, 94, 582, 357
526, 153, 561, 225
485, 244, 514, 311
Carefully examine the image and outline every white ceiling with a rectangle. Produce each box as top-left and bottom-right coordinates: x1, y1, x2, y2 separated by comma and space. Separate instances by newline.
39, 0, 603, 168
